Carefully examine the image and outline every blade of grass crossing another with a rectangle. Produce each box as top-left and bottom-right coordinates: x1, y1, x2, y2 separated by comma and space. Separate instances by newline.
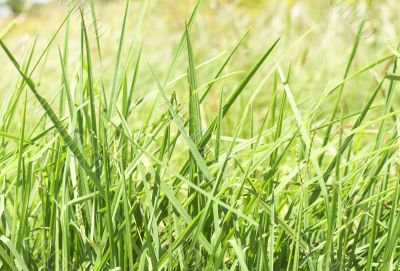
0, 40, 106, 199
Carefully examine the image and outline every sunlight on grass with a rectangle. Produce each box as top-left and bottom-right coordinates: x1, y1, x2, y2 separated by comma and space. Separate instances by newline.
0, 0, 399, 270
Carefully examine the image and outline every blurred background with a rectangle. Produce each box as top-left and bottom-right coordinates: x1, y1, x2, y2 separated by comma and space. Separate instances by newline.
0, 0, 399, 126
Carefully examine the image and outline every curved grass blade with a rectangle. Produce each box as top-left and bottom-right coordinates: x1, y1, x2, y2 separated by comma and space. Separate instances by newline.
0, 40, 105, 199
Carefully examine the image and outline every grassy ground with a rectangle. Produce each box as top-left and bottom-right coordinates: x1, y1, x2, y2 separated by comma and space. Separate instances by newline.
0, 0, 400, 270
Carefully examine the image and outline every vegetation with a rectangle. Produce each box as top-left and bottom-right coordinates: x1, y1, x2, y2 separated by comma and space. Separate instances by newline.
7, 0, 26, 14
0, 0, 400, 270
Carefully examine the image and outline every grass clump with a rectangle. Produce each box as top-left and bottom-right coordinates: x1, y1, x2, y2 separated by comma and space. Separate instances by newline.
0, 0, 400, 270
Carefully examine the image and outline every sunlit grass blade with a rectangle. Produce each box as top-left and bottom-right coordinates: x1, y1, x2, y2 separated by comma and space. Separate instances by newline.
0, 39, 105, 198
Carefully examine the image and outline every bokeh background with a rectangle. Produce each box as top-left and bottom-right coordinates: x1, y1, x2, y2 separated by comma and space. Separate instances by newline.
1, 0, 400, 129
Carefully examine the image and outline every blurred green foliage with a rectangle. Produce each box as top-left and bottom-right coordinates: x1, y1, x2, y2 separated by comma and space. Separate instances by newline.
7, 0, 26, 14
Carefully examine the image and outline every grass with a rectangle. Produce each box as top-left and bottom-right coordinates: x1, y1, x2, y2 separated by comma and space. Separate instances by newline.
0, 0, 400, 270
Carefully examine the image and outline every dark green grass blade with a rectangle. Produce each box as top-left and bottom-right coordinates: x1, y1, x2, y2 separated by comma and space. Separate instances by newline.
0, 40, 105, 198
310, 79, 385, 202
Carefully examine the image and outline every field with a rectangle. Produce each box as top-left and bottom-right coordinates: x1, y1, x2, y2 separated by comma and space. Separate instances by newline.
0, 0, 400, 270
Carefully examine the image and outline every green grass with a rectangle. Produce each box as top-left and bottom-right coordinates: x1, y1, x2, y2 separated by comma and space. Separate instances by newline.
0, 0, 400, 270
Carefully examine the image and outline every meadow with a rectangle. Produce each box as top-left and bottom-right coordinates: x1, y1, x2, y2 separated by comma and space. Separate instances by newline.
0, 0, 400, 270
